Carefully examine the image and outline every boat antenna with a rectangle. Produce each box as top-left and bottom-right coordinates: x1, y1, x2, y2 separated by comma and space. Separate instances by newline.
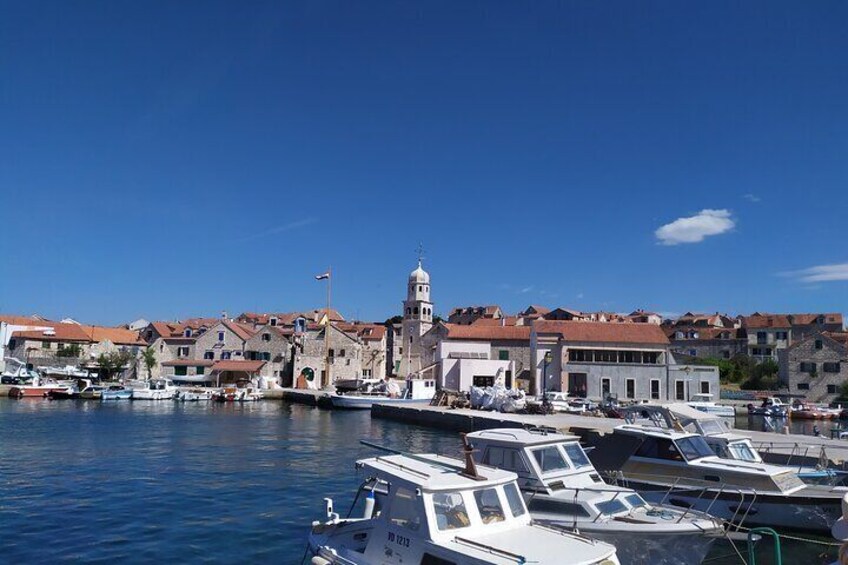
460, 433, 482, 480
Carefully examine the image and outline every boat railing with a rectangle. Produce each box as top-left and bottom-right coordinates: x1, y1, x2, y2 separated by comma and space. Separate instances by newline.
453, 536, 527, 563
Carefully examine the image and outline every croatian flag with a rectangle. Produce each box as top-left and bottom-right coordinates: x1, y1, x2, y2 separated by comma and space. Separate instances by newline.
315, 272, 330, 280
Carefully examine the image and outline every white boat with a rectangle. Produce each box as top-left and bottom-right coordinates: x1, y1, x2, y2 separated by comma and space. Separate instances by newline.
212, 386, 263, 402
307, 442, 620, 565
466, 428, 723, 565
131, 378, 178, 400
176, 388, 214, 401
329, 378, 436, 410
542, 392, 593, 413
686, 393, 735, 418
586, 423, 847, 532
0, 358, 41, 384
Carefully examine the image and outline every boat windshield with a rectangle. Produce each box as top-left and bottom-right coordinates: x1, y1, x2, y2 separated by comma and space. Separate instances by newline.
473, 488, 506, 524
727, 441, 760, 462
674, 436, 714, 461
503, 483, 526, 517
624, 493, 647, 508
531, 446, 570, 474
562, 443, 592, 468
433, 492, 471, 531
595, 498, 628, 515
698, 420, 728, 435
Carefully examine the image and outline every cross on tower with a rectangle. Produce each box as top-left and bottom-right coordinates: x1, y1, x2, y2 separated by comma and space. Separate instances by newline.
416, 242, 425, 264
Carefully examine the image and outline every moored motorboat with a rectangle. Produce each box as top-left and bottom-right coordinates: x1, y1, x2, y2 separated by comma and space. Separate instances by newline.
101, 385, 133, 400
307, 443, 621, 564
585, 423, 847, 533
79, 385, 105, 400
686, 393, 735, 418
212, 386, 263, 402
329, 378, 436, 410
176, 388, 214, 401
131, 378, 177, 400
9, 375, 71, 398
793, 404, 840, 420
466, 428, 723, 565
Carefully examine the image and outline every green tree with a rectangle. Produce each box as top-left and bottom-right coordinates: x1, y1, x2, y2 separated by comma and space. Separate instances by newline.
56, 343, 83, 358
97, 350, 135, 381
141, 347, 157, 381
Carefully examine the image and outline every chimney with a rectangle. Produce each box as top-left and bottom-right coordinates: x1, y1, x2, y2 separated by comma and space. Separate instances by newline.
221, 310, 228, 320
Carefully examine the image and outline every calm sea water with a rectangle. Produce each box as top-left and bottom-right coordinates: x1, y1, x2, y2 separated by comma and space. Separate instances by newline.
0, 399, 837, 564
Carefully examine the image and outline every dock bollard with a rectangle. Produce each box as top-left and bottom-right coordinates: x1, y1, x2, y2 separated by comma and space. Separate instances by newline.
831, 492, 848, 564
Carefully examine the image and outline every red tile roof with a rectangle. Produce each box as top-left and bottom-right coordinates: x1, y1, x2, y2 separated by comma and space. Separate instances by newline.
12, 323, 145, 345
338, 323, 387, 341
534, 320, 670, 345
443, 324, 532, 341
212, 360, 265, 372
471, 317, 520, 327
0, 315, 55, 326
221, 320, 256, 341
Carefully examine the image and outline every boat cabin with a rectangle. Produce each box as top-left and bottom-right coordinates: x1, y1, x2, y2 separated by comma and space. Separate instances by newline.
589, 424, 806, 495
405, 378, 436, 400
316, 452, 617, 564
467, 428, 652, 520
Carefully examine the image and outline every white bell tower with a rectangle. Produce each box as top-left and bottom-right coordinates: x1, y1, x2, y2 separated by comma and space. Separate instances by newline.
400, 253, 433, 378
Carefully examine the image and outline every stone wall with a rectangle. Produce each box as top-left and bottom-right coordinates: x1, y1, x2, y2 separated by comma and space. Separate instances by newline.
244, 325, 291, 382
784, 334, 848, 403
292, 325, 363, 385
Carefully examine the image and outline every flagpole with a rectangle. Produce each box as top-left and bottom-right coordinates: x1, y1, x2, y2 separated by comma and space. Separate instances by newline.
325, 266, 332, 389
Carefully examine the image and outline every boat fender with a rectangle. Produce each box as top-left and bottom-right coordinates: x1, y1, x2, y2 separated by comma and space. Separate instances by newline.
311, 557, 332, 565
363, 489, 376, 519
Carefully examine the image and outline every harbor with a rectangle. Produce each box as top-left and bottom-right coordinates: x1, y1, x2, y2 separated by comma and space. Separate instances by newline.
0, 396, 841, 564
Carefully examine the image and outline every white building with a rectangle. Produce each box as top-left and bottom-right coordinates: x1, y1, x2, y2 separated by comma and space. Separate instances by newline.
399, 260, 434, 377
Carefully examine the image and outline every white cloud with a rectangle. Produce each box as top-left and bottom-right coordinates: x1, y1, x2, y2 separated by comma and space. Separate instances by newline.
655, 209, 735, 246
519, 285, 534, 294
743, 193, 761, 203
781, 262, 848, 283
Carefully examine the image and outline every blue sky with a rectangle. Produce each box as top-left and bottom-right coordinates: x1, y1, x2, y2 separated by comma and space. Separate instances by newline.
1, 1, 846, 324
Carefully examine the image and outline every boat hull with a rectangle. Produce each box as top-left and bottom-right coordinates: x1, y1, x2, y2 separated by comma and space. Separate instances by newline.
9, 386, 69, 398
101, 391, 133, 400
132, 390, 176, 400
636, 484, 841, 533
329, 395, 431, 410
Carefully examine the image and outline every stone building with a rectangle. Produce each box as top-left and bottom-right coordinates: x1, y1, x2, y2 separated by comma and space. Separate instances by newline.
193, 319, 256, 363
339, 323, 387, 379
447, 305, 503, 325
743, 312, 844, 362
387, 321, 402, 376
399, 260, 433, 377
667, 327, 747, 360
292, 324, 363, 387
781, 332, 848, 402
243, 324, 292, 384
531, 320, 718, 401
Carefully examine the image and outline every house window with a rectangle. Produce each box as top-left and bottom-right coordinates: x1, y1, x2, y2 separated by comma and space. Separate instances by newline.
815, 340, 823, 350
775, 331, 788, 340
218, 332, 225, 342
757, 332, 767, 345
824, 362, 841, 373
196, 367, 205, 375
8, 339, 15, 350
42, 341, 51, 349
234, 351, 242, 357
700, 381, 710, 394
174, 366, 187, 376
221, 351, 231, 360
204, 351, 214, 360
828, 384, 838, 394
625, 379, 635, 399
498, 350, 509, 361
339, 349, 346, 357
722, 351, 731, 359
263, 352, 271, 361
329, 349, 335, 357
675, 380, 686, 401
270, 318, 277, 327
184, 329, 192, 338
650, 380, 660, 400
177, 346, 189, 357
262, 333, 270, 342
800, 362, 817, 374
601, 378, 611, 397
797, 383, 810, 391
363, 369, 372, 377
